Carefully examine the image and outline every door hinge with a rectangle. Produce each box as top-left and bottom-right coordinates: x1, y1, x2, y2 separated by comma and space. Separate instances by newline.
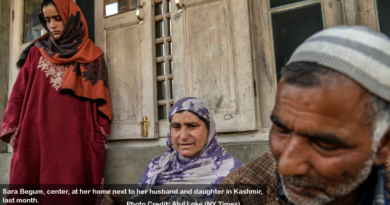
253, 79, 257, 97
12, 10, 14, 21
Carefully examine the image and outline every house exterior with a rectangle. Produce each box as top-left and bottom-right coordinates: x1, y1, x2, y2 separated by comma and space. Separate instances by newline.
0, 0, 389, 184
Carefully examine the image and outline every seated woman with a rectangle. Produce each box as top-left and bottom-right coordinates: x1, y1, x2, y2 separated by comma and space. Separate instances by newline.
101, 97, 243, 204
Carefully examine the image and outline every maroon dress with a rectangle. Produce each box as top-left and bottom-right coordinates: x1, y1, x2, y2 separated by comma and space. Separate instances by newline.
0, 46, 110, 204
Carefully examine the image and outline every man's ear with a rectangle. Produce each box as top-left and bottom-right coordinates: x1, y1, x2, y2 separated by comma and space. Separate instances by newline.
374, 127, 390, 165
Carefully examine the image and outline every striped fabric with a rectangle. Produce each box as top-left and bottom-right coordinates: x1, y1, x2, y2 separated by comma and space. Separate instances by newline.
287, 26, 390, 102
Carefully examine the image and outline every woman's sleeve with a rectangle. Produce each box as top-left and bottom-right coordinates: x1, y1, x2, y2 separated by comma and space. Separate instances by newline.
0, 51, 32, 143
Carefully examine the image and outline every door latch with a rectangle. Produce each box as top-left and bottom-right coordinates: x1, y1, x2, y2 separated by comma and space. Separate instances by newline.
141, 116, 148, 137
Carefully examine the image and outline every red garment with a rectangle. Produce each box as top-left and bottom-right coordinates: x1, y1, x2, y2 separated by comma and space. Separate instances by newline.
1, 46, 110, 204
18, 0, 112, 120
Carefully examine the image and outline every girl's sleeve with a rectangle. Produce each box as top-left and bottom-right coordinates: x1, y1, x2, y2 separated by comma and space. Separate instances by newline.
95, 55, 111, 142
92, 101, 111, 143
98, 111, 111, 142
0, 50, 33, 143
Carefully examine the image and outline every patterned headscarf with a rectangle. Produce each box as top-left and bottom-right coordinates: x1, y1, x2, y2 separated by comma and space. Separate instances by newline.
17, 0, 112, 120
136, 97, 243, 202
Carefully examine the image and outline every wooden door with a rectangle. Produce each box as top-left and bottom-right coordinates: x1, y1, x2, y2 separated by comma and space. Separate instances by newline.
171, 0, 257, 133
95, 0, 158, 139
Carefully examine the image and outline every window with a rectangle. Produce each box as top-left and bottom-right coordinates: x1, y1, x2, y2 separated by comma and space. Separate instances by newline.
155, 0, 174, 120
251, 0, 343, 128
105, 0, 138, 16
376, 0, 390, 37
270, 2, 324, 80
23, 0, 43, 43
271, 0, 306, 8
76, 0, 95, 42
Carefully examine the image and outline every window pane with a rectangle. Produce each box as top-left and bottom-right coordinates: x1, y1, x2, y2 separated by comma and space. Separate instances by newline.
168, 18, 172, 36
156, 43, 164, 57
168, 1, 172, 13
270, 0, 306, 8
155, 21, 164, 38
157, 81, 166, 100
169, 60, 173, 74
170, 79, 174, 99
77, 0, 95, 42
24, 0, 44, 43
377, 0, 390, 37
156, 62, 165, 76
155, 2, 163, 16
158, 105, 167, 119
105, 0, 138, 16
272, 3, 323, 80
169, 42, 172, 55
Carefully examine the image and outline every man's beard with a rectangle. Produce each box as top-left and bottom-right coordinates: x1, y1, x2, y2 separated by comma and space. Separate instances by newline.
279, 152, 375, 205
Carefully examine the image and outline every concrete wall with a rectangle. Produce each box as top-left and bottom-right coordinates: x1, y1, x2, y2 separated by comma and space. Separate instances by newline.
0, 154, 12, 183
0, 0, 10, 153
104, 141, 270, 184
0, 141, 270, 185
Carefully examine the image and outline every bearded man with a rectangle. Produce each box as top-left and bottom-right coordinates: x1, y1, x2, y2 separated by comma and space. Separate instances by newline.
215, 26, 390, 205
